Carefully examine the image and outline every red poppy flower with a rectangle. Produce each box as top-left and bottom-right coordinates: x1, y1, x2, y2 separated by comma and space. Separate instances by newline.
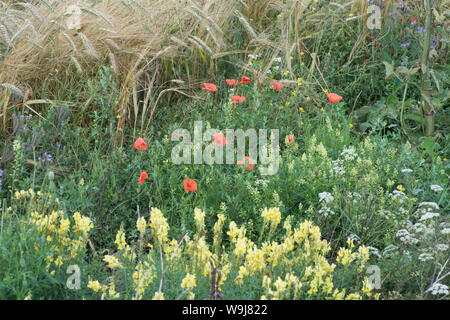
237, 156, 254, 171
134, 137, 147, 150
270, 81, 283, 91
183, 179, 197, 192
212, 133, 227, 146
286, 134, 294, 144
327, 93, 343, 103
202, 83, 217, 92
138, 171, 148, 184
231, 96, 246, 103
226, 79, 238, 86
241, 76, 251, 83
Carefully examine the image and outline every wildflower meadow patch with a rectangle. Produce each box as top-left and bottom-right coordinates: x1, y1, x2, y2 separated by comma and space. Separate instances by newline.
0, 0, 448, 303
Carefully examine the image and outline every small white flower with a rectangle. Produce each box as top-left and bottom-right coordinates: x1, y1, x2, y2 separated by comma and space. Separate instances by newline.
331, 159, 344, 166
430, 283, 449, 296
340, 148, 358, 161
273, 57, 282, 63
318, 207, 335, 217
418, 252, 433, 262
401, 168, 413, 173
255, 179, 270, 186
440, 228, 450, 235
418, 202, 439, 210
420, 211, 440, 221
430, 184, 443, 192
330, 166, 345, 175
319, 192, 334, 204
436, 244, 448, 252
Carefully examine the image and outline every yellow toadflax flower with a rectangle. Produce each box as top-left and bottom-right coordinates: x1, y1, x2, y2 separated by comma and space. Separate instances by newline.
181, 273, 196, 290
136, 217, 147, 235
261, 207, 282, 229
104, 255, 123, 269
152, 291, 165, 300
194, 208, 205, 235
149, 207, 170, 245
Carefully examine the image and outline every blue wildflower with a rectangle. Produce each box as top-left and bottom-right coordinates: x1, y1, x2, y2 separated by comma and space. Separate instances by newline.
400, 41, 411, 47
417, 26, 425, 33
38, 152, 53, 163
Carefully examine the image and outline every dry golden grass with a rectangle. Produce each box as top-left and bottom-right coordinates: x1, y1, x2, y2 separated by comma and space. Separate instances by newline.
0, 0, 354, 145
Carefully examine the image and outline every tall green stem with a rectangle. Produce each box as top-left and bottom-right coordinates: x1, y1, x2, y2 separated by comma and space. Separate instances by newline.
420, 0, 435, 136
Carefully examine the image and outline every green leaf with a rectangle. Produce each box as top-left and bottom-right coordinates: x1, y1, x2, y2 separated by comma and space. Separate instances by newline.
383, 61, 394, 79
403, 112, 425, 125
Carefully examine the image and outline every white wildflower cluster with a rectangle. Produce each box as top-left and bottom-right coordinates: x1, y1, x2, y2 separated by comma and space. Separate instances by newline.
430, 283, 449, 296
340, 148, 359, 161
396, 229, 419, 245
272, 57, 282, 63
382, 244, 399, 258
318, 207, 335, 217
318, 192, 334, 204
347, 192, 362, 204
418, 202, 439, 210
416, 202, 440, 222
255, 179, 270, 186
248, 54, 261, 60
330, 165, 345, 176
436, 244, 448, 252
420, 211, 440, 221
318, 192, 335, 217
418, 252, 433, 262
390, 198, 449, 267
389, 190, 409, 204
